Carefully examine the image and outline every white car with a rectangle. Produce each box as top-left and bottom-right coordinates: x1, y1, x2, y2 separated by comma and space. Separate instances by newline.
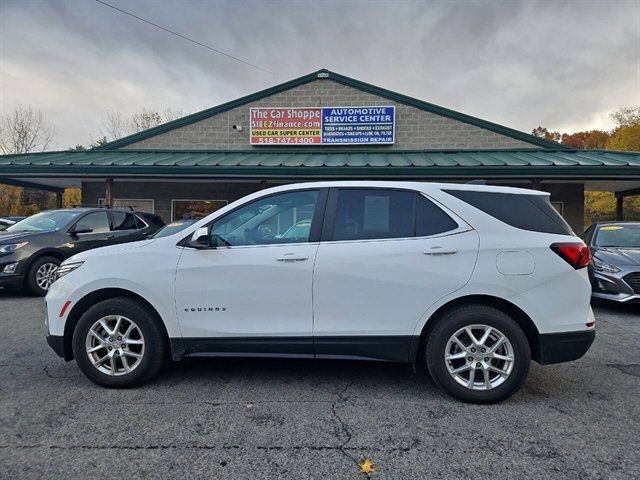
45, 181, 595, 403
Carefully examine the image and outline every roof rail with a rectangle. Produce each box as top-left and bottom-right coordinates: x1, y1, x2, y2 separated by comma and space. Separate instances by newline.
70, 204, 136, 211
466, 179, 487, 185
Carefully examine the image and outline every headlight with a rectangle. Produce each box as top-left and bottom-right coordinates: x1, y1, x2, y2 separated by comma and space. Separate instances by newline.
56, 261, 84, 279
0, 241, 28, 254
592, 259, 621, 274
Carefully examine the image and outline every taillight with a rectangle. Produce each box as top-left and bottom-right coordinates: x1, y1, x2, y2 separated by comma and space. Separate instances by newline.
550, 242, 591, 269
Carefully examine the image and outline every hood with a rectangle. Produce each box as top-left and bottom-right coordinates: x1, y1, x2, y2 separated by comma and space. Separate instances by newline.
0, 230, 49, 243
592, 247, 640, 266
66, 239, 156, 263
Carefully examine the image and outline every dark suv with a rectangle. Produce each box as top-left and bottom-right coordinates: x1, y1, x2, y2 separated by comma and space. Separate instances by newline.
0, 207, 164, 295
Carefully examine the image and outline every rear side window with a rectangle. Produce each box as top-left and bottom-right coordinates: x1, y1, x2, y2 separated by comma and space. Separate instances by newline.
111, 211, 139, 231
416, 195, 459, 237
444, 190, 573, 235
333, 189, 414, 241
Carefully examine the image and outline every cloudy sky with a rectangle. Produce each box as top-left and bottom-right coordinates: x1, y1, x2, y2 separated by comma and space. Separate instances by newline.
0, 0, 638, 149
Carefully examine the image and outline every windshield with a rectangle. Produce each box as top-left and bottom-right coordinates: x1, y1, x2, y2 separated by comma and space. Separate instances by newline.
595, 224, 640, 248
152, 220, 196, 238
6, 211, 80, 233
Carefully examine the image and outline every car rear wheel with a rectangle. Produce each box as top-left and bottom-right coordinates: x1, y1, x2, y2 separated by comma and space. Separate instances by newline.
26, 256, 60, 296
72, 297, 167, 388
425, 304, 530, 404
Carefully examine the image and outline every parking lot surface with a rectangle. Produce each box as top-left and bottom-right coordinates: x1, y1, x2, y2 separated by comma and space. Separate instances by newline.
0, 293, 638, 479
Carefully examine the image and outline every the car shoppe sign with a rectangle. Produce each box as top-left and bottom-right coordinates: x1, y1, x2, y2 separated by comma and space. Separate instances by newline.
250, 106, 395, 145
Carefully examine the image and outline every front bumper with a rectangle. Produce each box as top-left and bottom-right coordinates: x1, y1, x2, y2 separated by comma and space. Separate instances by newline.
46, 333, 70, 360
0, 273, 24, 289
536, 330, 595, 365
590, 266, 640, 303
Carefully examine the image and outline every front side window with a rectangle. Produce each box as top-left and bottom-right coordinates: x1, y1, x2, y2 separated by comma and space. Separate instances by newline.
332, 189, 414, 241
77, 212, 110, 234
210, 190, 319, 247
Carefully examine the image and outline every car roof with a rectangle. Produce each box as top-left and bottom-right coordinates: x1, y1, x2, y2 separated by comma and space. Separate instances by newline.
257, 180, 548, 196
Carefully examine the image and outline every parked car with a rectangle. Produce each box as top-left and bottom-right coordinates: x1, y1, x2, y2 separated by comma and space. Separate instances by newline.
45, 182, 594, 403
150, 219, 197, 238
0, 216, 26, 231
0, 207, 164, 295
584, 221, 640, 303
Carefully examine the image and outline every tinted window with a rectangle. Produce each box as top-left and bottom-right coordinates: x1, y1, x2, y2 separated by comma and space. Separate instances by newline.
210, 190, 319, 246
444, 190, 573, 235
332, 189, 414, 241
416, 194, 459, 236
111, 211, 139, 231
78, 212, 110, 234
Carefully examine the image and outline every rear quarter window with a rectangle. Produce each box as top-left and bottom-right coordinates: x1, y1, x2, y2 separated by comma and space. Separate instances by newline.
444, 190, 573, 235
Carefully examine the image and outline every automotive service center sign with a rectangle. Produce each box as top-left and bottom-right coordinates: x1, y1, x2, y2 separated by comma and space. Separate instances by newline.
250, 107, 395, 145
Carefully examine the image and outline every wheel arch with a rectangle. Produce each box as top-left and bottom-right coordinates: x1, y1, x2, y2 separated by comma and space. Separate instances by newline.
63, 288, 171, 361
411, 294, 541, 367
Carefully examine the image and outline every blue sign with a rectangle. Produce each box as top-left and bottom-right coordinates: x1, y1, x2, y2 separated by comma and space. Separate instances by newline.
321, 106, 395, 144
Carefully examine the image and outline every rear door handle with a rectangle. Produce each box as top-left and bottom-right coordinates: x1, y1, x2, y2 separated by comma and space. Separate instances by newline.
104, 234, 116, 239
276, 253, 309, 262
423, 246, 458, 255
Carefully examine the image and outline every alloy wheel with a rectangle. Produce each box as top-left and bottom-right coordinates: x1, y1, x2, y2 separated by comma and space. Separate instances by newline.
85, 315, 145, 376
444, 324, 514, 390
36, 262, 59, 291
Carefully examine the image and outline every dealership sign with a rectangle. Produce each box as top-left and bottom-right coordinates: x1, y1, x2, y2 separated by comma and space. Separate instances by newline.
250, 107, 395, 145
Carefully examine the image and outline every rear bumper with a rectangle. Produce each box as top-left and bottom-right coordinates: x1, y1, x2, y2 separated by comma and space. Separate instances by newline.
536, 330, 595, 365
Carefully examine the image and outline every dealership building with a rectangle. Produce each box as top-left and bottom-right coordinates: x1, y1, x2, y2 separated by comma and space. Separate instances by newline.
0, 69, 639, 232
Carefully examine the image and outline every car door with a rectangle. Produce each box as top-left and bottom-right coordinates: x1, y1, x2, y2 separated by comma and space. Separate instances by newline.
69, 211, 114, 253
108, 211, 147, 244
312, 188, 479, 362
174, 188, 327, 356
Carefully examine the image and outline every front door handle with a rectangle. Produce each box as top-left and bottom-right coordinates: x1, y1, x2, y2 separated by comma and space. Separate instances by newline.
276, 253, 309, 262
423, 246, 458, 256
104, 234, 116, 239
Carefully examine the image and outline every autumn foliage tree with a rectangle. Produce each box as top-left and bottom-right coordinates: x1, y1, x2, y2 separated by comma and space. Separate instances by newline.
533, 107, 640, 226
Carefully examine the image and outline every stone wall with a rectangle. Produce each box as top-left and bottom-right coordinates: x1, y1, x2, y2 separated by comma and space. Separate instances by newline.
122, 79, 539, 151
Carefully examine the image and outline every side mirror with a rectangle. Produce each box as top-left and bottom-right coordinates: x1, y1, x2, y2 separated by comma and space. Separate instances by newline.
69, 224, 93, 235
187, 227, 211, 249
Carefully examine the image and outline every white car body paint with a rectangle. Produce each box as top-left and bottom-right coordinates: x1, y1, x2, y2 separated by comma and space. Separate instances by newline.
46, 181, 594, 364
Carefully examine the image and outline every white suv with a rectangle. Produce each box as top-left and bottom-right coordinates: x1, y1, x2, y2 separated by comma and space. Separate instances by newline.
45, 181, 595, 403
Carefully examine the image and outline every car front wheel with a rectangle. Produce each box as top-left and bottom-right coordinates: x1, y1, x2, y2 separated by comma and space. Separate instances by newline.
26, 256, 60, 296
425, 304, 531, 404
72, 297, 167, 388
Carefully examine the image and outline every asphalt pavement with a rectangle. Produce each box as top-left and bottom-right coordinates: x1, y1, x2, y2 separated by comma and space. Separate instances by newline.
0, 293, 638, 479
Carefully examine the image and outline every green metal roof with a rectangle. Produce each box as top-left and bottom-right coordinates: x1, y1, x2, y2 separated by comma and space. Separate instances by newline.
0, 149, 639, 179
93, 69, 567, 151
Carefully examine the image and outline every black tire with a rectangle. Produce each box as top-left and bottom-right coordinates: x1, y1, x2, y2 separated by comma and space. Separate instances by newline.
26, 256, 61, 296
425, 304, 530, 404
72, 296, 167, 388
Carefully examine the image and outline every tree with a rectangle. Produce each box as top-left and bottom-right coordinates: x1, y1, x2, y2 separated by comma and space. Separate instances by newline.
0, 105, 55, 154
610, 107, 640, 127
0, 106, 57, 215
532, 126, 561, 143
98, 108, 184, 142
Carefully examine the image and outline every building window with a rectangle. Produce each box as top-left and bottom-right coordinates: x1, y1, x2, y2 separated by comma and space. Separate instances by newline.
99, 198, 155, 213
172, 199, 228, 221
551, 202, 564, 215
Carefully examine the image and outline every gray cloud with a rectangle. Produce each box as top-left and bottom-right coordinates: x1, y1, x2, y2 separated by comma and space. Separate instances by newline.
0, 0, 638, 149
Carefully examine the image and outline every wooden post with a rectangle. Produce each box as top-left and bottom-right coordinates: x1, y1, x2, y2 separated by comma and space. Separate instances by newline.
531, 179, 541, 191
616, 196, 624, 221
105, 178, 114, 206
55, 191, 63, 209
